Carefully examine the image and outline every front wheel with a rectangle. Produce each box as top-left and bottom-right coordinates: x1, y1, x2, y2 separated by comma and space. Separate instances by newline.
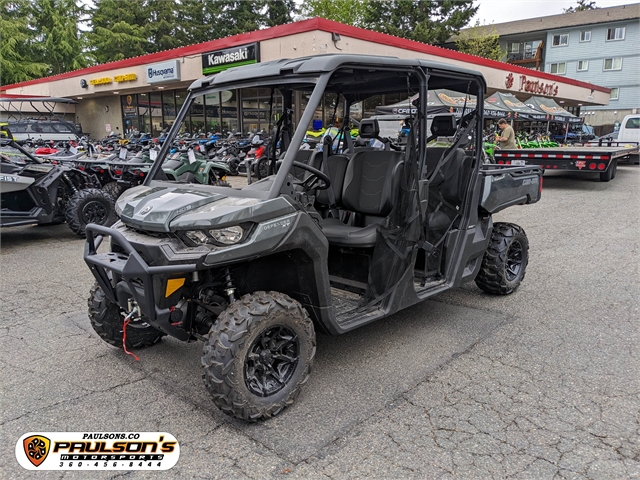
65, 188, 117, 237
253, 158, 270, 180
202, 291, 316, 421
475, 222, 529, 295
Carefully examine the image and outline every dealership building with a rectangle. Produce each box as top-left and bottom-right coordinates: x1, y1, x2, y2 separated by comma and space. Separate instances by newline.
0, 18, 612, 139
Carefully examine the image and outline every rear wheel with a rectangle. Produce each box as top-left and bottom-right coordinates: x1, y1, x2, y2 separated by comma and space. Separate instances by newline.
228, 158, 240, 176
253, 158, 270, 180
88, 282, 164, 349
475, 222, 529, 295
65, 188, 117, 237
202, 291, 315, 421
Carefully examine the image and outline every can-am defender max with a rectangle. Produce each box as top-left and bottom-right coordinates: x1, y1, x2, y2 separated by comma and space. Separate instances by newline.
84, 55, 542, 421
1, 138, 116, 235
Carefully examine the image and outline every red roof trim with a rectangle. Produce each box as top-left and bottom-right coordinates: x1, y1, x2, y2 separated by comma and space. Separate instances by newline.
1, 17, 609, 94
0, 93, 48, 98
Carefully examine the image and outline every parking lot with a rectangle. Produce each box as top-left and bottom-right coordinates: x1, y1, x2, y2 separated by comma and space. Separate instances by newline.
1, 164, 638, 479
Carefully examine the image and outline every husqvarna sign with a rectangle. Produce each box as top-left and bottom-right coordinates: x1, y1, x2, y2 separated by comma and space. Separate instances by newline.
147, 60, 180, 84
202, 43, 259, 75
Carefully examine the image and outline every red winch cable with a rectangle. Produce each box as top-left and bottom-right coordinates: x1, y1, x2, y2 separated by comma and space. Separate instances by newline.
122, 312, 140, 361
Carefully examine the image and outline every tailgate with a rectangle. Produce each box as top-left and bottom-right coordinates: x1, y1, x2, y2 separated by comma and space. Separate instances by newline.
479, 165, 542, 213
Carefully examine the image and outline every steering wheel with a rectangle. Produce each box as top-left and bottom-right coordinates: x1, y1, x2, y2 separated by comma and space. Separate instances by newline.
290, 161, 331, 191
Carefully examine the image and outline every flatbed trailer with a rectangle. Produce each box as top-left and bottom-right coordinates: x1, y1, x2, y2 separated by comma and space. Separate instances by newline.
494, 143, 639, 182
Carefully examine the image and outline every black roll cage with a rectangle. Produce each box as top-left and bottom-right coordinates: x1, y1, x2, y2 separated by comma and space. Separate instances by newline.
144, 62, 485, 198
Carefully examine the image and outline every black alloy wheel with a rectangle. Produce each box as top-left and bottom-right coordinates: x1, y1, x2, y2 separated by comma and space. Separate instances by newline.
505, 239, 523, 282
244, 325, 299, 397
81, 200, 108, 225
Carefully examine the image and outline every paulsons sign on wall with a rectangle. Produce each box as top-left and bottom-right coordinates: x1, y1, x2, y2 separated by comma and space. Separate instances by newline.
147, 60, 180, 84
201, 43, 259, 75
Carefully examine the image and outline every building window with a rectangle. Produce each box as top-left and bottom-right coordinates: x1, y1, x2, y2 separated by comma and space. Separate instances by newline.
550, 63, 566, 74
606, 27, 625, 41
577, 60, 589, 71
510, 42, 519, 52
609, 88, 619, 100
580, 30, 591, 42
552, 33, 569, 46
604, 58, 622, 71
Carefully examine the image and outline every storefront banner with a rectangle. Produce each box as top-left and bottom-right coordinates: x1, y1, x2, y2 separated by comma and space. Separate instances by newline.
147, 61, 180, 84
202, 43, 259, 75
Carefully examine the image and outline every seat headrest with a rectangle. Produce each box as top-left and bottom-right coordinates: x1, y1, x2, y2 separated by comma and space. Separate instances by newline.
431, 114, 457, 137
359, 119, 379, 139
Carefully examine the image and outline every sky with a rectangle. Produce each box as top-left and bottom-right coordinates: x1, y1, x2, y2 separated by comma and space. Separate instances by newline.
472, 0, 637, 25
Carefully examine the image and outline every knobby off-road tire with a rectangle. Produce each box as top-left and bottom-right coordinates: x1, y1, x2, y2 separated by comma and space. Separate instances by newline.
103, 181, 126, 200
228, 158, 240, 176
65, 188, 117, 237
253, 158, 270, 180
202, 291, 316, 422
88, 282, 164, 349
475, 222, 529, 295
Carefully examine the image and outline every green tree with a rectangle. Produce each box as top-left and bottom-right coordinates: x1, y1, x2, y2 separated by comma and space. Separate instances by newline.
214, 1, 266, 38
455, 21, 505, 61
266, 0, 297, 27
31, 0, 91, 75
144, 0, 190, 53
0, 0, 49, 85
362, 0, 478, 45
179, 0, 218, 45
563, 0, 598, 13
300, 0, 368, 26
89, 0, 148, 64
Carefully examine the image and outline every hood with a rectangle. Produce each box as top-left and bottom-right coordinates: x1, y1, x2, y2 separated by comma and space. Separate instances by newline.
117, 185, 228, 232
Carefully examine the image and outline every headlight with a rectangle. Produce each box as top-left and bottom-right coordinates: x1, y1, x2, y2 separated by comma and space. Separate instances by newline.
183, 225, 244, 246
209, 226, 243, 245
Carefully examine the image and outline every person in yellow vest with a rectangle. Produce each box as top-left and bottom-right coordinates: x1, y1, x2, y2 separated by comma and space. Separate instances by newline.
496, 118, 517, 149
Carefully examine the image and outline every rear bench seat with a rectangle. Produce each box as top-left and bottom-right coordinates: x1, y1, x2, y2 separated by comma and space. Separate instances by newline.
321, 150, 404, 247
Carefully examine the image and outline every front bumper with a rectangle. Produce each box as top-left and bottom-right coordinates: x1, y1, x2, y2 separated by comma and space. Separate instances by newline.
84, 224, 196, 340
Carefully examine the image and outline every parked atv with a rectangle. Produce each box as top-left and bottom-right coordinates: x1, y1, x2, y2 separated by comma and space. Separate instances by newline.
1, 138, 116, 236
83, 55, 542, 421
162, 146, 231, 186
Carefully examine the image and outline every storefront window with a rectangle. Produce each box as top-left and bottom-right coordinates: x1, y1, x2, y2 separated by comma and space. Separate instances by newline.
121, 94, 139, 133
137, 94, 151, 134
162, 91, 176, 132
149, 92, 163, 137
241, 87, 282, 133
190, 95, 206, 136
221, 90, 239, 134
175, 91, 188, 133
205, 93, 221, 134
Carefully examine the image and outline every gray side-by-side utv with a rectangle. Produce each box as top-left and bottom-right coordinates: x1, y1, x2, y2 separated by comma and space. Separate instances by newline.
84, 55, 542, 421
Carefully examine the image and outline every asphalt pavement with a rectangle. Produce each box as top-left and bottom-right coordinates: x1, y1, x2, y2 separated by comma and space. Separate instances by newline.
1, 164, 638, 479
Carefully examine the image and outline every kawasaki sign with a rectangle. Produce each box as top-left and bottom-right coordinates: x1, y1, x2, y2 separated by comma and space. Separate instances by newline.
202, 43, 259, 75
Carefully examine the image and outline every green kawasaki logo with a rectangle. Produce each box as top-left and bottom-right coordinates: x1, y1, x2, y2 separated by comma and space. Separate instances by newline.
202, 43, 259, 75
